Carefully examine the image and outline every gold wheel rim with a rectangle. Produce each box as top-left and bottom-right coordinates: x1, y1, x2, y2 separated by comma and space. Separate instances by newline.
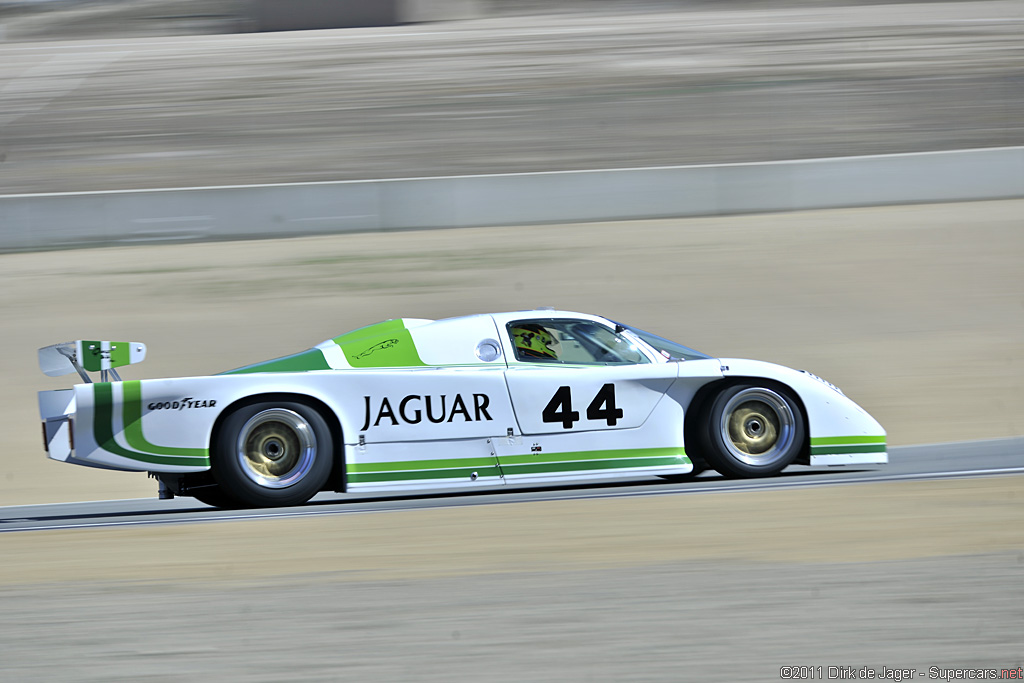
235, 409, 316, 489
719, 388, 795, 467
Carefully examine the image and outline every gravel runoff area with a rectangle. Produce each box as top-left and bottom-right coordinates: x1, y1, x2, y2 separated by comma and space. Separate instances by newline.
0, 1, 1022, 193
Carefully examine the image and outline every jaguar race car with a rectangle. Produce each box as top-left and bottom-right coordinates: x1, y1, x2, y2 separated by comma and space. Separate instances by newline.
38, 310, 886, 508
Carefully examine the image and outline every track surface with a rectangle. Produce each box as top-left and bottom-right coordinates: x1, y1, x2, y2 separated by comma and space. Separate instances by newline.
1, 1, 1022, 193
3, 447, 1023, 682
4, 437, 1021, 533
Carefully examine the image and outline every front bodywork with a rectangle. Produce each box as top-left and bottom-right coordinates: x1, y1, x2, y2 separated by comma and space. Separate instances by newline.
720, 359, 887, 466
39, 310, 886, 493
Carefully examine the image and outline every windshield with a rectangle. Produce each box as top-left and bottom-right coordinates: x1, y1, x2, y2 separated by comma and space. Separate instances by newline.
616, 323, 712, 362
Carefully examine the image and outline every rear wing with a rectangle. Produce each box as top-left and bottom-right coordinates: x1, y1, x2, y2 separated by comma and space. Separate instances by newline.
39, 340, 146, 383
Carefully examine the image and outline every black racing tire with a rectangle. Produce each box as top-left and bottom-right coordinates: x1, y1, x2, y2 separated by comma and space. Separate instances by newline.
188, 483, 241, 509
698, 382, 805, 478
210, 401, 333, 508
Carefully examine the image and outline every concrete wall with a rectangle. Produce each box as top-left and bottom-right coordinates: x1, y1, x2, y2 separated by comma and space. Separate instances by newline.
247, 0, 482, 31
2, 147, 1022, 251
399, 0, 483, 23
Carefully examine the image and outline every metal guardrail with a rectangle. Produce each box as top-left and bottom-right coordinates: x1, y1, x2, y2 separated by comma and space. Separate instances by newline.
2, 146, 1022, 251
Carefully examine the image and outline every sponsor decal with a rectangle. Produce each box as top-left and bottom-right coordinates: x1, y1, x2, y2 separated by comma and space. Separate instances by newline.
360, 393, 493, 431
147, 397, 217, 411
356, 339, 399, 359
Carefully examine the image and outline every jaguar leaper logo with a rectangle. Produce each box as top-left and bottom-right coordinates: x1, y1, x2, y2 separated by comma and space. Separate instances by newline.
356, 339, 400, 359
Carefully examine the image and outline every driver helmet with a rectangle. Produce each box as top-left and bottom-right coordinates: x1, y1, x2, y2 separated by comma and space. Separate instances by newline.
512, 323, 558, 360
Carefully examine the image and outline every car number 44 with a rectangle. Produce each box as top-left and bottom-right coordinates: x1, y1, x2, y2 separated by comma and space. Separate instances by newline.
542, 383, 623, 429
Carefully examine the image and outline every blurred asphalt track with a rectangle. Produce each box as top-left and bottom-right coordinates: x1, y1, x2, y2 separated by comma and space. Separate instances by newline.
0, 0, 1022, 193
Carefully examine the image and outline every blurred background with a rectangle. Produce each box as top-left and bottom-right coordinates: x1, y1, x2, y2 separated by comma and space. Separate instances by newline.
0, 0, 1021, 193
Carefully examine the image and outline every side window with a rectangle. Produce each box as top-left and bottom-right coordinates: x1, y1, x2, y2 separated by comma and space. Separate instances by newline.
507, 320, 649, 365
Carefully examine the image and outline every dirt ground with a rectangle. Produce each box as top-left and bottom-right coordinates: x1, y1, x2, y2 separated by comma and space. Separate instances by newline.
2, 198, 1021, 506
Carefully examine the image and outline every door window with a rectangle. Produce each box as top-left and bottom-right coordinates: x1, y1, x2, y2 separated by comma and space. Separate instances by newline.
507, 319, 650, 365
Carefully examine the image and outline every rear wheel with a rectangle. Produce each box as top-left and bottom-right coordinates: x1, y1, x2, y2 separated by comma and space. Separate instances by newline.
699, 383, 805, 478
211, 401, 333, 508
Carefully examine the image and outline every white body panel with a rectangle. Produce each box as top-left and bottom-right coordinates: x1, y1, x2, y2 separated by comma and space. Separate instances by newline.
504, 363, 676, 435
721, 359, 882, 438
492, 394, 692, 484
346, 438, 506, 492
808, 453, 887, 466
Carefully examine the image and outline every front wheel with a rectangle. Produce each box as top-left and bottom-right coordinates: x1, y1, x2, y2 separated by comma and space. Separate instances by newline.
698, 383, 805, 478
211, 401, 334, 508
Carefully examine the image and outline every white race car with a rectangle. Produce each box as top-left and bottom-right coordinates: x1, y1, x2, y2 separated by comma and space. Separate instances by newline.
38, 310, 886, 508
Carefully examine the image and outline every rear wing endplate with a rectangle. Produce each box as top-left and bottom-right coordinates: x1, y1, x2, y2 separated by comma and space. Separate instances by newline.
39, 340, 146, 383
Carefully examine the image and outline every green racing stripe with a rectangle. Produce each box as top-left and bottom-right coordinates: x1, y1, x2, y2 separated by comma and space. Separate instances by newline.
92, 382, 209, 467
347, 447, 688, 484
810, 435, 886, 455
222, 348, 331, 375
